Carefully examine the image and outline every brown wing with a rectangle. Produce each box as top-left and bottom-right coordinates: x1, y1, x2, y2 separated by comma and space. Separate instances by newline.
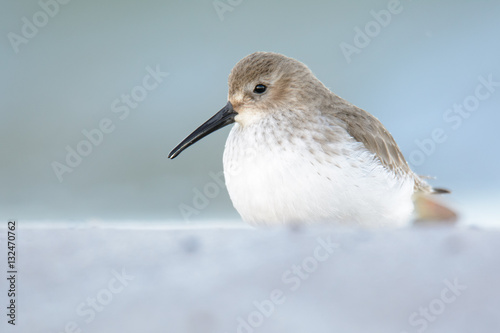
335, 106, 410, 173
328, 101, 432, 192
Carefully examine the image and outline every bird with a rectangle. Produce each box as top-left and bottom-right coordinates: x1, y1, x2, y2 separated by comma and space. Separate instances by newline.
168, 52, 454, 227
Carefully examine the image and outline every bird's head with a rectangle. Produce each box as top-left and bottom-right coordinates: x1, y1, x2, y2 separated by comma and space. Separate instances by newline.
168, 52, 327, 159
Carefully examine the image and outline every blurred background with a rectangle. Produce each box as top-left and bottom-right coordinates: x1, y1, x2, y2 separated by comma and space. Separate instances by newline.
1, 0, 499, 226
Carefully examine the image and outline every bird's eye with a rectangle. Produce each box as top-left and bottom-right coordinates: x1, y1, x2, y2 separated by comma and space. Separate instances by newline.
253, 84, 267, 94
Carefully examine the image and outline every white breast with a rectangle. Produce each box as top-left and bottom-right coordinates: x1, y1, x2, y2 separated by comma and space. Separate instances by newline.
223, 115, 415, 227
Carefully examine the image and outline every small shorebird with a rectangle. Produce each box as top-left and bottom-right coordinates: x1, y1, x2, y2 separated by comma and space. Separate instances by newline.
169, 52, 453, 226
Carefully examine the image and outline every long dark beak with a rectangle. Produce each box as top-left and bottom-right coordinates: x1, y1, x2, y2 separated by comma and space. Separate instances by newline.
168, 101, 237, 159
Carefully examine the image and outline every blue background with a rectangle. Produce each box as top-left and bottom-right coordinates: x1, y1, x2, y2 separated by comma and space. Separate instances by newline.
1, 0, 499, 224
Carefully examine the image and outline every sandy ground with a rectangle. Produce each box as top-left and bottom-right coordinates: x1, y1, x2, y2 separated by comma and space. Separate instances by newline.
1, 223, 499, 333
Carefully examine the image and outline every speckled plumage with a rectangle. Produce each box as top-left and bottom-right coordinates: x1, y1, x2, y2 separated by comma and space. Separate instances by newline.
169, 51, 447, 226
223, 52, 433, 226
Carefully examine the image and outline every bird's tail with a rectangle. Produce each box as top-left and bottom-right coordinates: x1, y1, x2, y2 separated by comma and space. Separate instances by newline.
431, 187, 451, 194
413, 189, 457, 224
